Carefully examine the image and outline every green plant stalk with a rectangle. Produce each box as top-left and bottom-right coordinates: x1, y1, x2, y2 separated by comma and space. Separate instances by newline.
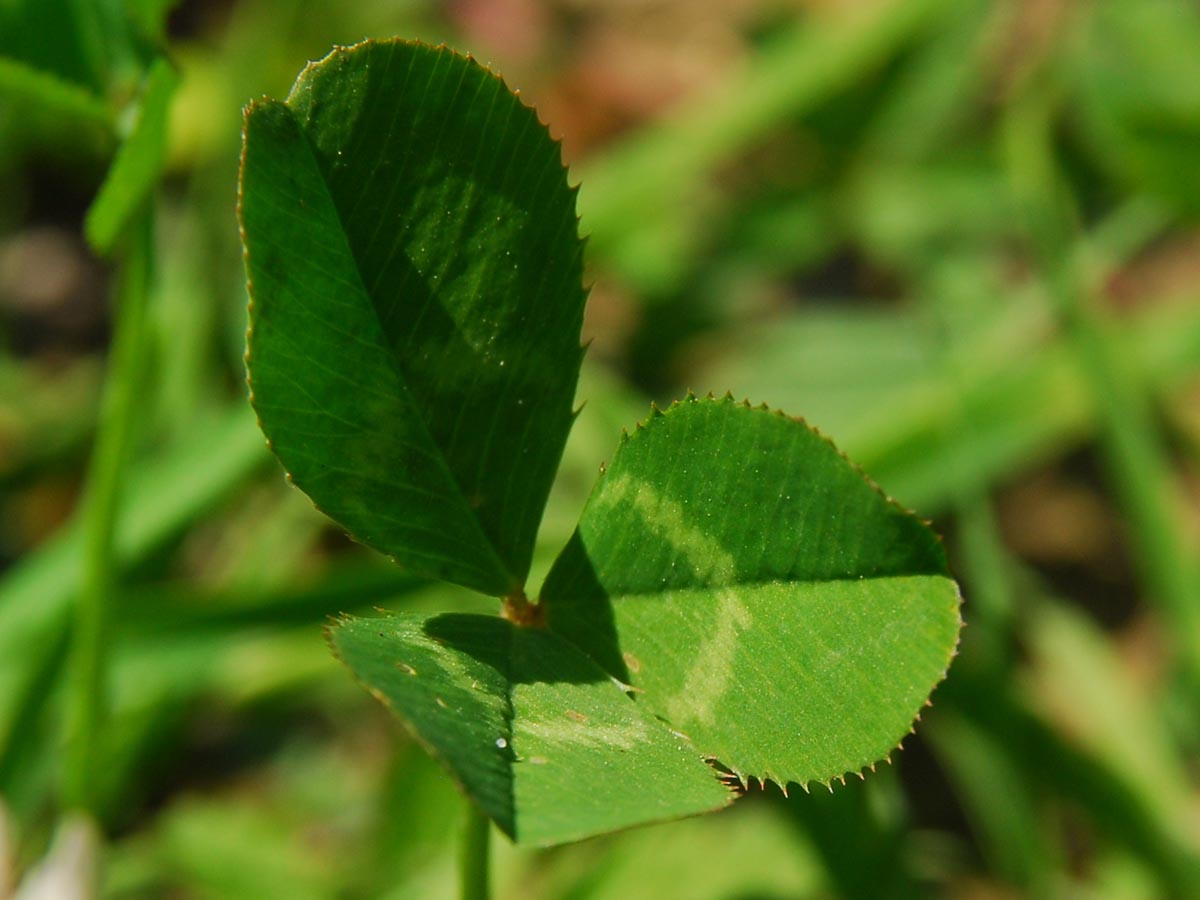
1002, 87, 1200, 685
62, 210, 154, 815
458, 801, 491, 900
0, 404, 265, 807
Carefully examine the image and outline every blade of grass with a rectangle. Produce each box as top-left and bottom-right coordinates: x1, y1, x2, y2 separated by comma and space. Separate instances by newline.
122, 562, 424, 633
0, 404, 268, 781
0, 403, 266, 641
916, 256, 1063, 897
0, 55, 111, 127
924, 713, 1060, 897
85, 58, 179, 255
1002, 82, 1200, 688
1022, 600, 1197, 841
703, 282, 1200, 515
942, 665, 1200, 895
62, 210, 154, 816
0, 629, 68, 800
783, 773, 920, 900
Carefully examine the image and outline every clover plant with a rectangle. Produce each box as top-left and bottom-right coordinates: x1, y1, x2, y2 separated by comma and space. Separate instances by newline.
238, 36, 961, 891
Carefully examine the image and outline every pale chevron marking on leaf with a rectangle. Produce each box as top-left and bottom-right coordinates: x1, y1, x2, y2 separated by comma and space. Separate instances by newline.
661, 590, 752, 727
599, 473, 736, 582
517, 715, 650, 752
600, 474, 752, 725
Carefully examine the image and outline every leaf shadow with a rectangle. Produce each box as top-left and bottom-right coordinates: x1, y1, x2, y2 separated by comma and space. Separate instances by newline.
421, 612, 613, 688
539, 530, 632, 685
420, 610, 623, 844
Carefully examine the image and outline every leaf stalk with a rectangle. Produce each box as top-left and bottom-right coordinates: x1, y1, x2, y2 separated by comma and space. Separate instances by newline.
501, 589, 545, 628
458, 801, 491, 900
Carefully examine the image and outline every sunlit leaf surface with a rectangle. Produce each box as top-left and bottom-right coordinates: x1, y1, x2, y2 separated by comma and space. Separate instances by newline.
331, 613, 732, 846
240, 40, 585, 596
544, 396, 962, 788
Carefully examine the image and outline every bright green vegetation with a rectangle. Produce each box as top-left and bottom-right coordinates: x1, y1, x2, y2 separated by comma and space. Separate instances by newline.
241, 41, 960, 850
2, 1, 1199, 898
542, 397, 959, 788
333, 613, 732, 846
241, 42, 585, 596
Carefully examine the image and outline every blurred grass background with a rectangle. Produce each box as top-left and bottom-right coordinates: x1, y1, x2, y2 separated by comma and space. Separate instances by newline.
1, 0, 1199, 897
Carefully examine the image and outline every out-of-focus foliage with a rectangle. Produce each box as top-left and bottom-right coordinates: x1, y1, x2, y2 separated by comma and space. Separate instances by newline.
1, 0, 1198, 897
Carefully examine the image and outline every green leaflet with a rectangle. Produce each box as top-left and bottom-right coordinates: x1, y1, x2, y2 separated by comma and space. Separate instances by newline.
330, 613, 732, 846
248, 39, 963, 843
86, 57, 179, 254
542, 395, 962, 788
240, 40, 586, 596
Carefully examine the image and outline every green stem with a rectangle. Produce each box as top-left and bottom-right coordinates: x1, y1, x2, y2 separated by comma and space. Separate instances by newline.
62, 210, 153, 815
458, 802, 491, 900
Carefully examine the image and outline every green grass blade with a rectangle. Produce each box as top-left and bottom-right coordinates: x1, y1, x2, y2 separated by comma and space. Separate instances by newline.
0, 406, 267, 753
699, 287, 1200, 515
0, 55, 111, 127
926, 713, 1061, 897
85, 57, 179, 255
1003, 87, 1200, 686
943, 670, 1200, 896
1068, 0, 1200, 217
62, 210, 155, 816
